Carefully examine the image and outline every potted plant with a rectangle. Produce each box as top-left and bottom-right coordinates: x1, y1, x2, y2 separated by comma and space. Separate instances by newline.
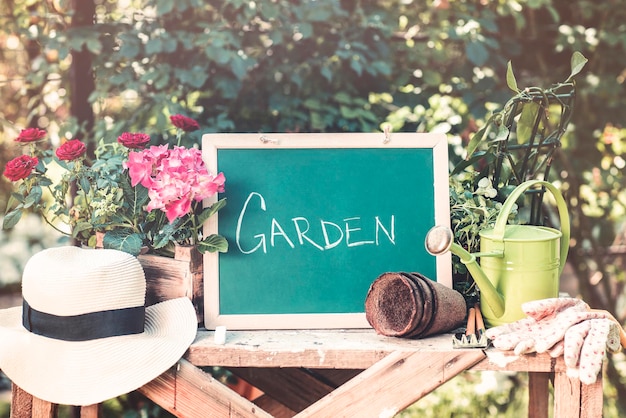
2, 114, 228, 257
449, 51, 587, 301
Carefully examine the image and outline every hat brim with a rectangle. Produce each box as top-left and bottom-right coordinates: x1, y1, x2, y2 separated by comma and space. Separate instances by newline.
0, 297, 197, 406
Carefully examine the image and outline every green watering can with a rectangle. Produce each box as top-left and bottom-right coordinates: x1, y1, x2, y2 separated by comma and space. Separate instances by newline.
425, 180, 570, 327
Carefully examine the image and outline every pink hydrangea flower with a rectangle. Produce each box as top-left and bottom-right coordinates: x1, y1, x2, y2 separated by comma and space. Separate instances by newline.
125, 145, 225, 223
124, 144, 169, 188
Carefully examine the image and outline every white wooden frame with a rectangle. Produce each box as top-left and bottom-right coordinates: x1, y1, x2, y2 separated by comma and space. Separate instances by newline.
202, 132, 451, 330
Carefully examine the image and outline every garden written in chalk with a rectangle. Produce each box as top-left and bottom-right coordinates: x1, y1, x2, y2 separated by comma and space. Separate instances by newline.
235, 192, 396, 254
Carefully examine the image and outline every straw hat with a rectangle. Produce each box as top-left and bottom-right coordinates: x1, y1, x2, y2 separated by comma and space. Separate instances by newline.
0, 246, 197, 406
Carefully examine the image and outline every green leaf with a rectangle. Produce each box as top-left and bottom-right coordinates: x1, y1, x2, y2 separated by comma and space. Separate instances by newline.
2, 209, 23, 229
23, 185, 42, 208
310, 112, 326, 131
122, 176, 149, 218
567, 51, 588, 82
320, 66, 332, 82
197, 198, 227, 225
86, 38, 102, 55
197, 234, 229, 253
162, 37, 178, 53
465, 124, 488, 159
304, 98, 323, 110
465, 40, 489, 66
452, 152, 485, 176
494, 124, 510, 142
516, 102, 540, 144
297, 22, 313, 38
350, 58, 363, 76
118, 34, 140, 58
506, 61, 519, 93
233, 59, 253, 82
156, 0, 175, 15
151, 221, 178, 249
145, 38, 164, 55
102, 229, 144, 256
6, 193, 23, 212
334, 91, 351, 104
73, 221, 93, 234
79, 176, 91, 194
340, 105, 360, 119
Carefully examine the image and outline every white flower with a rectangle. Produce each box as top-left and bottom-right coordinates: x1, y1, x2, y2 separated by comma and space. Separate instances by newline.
475, 177, 498, 198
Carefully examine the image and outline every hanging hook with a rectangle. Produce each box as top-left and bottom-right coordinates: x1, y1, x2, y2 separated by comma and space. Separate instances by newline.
382, 124, 392, 144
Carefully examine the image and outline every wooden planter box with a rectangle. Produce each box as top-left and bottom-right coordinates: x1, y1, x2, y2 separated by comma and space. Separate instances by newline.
138, 246, 204, 325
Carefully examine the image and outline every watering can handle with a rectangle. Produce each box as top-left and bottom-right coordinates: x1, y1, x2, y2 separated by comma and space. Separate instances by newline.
492, 180, 570, 275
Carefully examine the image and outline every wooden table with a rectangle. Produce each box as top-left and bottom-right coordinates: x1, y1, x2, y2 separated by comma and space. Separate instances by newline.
134, 329, 603, 418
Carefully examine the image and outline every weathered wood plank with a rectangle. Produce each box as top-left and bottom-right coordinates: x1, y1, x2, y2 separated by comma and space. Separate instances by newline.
476, 351, 561, 372
138, 247, 204, 324
528, 372, 550, 418
580, 375, 603, 418
553, 371, 581, 418
10, 385, 32, 418
138, 359, 272, 418
294, 349, 486, 418
253, 395, 296, 418
79, 404, 99, 418
30, 397, 56, 418
229, 368, 336, 412
188, 329, 565, 373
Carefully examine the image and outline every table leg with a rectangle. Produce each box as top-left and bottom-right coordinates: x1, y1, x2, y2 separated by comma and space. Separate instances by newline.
528, 372, 550, 418
79, 404, 100, 418
10, 385, 32, 418
31, 396, 56, 418
553, 371, 602, 418
580, 375, 603, 418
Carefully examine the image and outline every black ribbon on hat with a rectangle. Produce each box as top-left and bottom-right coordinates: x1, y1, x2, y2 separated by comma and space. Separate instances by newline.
22, 299, 145, 341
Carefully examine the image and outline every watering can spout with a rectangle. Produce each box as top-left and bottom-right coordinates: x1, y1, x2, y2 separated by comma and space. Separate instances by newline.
425, 225, 506, 318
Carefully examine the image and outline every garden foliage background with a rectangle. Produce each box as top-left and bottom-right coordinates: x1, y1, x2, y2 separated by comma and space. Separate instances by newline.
1, 0, 626, 416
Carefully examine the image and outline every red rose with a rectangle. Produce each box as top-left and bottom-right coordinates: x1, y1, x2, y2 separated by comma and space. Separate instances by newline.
170, 114, 200, 132
56, 139, 87, 161
15, 128, 46, 143
3, 155, 39, 181
117, 132, 151, 149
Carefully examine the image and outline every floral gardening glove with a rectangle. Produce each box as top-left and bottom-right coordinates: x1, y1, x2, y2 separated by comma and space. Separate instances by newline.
486, 298, 590, 354
563, 318, 622, 385
485, 298, 612, 355
487, 298, 626, 385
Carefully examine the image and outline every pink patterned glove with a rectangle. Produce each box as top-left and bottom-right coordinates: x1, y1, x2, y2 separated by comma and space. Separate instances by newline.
486, 298, 591, 355
563, 318, 622, 384
486, 298, 612, 355
487, 297, 626, 385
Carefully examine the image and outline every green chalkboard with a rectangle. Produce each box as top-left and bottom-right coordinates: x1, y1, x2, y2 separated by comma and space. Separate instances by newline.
202, 133, 450, 330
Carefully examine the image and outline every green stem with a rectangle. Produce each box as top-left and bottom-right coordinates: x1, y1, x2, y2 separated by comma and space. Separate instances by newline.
176, 128, 182, 147
40, 213, 71, 236
190, 208, 198, 245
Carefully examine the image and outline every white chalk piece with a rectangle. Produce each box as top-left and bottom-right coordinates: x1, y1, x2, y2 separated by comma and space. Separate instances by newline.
214, 326, 227, 345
